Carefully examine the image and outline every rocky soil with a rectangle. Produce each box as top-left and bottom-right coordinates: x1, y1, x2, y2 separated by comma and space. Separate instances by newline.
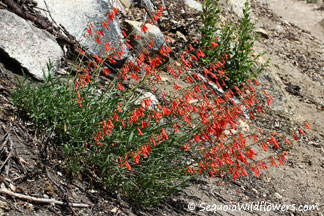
0, 0, 323, 215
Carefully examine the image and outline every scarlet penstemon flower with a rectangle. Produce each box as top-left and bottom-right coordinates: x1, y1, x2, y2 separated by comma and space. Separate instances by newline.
54, 4, 313, 206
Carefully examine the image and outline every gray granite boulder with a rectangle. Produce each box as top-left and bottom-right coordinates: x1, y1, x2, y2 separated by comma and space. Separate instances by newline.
0, 9, 63, 80
37, 0, 129, 61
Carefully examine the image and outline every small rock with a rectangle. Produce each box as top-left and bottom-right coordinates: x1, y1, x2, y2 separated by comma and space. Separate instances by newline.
160, 76, 169, 82
124, 20, 166, 57
135, 91, 159, 109
256, 28, 269, 39
26, 203, 34, 211
319, 18, 324, 30
134, 0, 155, 11
120, 0, 133, 9
176, 31, 188, 42
252, 188, 259, 194
184, 0, 203, 12
0, 201, 9, 210
111, 207, 120, 213
189, 99, 198, 104
226, 0, 249, 18
274, 192, 283, 199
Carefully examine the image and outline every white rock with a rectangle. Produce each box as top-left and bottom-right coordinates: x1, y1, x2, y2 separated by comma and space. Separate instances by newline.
184, 0, 202, 11
226, 0, 249, 18
135, 91, 159, 109
120, 0, 133, 9
0, 10, 63, 80
274, 192, 283, 199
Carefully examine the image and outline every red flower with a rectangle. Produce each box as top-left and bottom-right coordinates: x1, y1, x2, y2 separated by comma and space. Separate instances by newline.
211, 41, 218, 48
79, 49, 85, 55
125, 160, 131, 171
120, 158, 123, 168
161, 128, 168, 140
138, 128, 144, 136
174, 83, 181, 90
95, 36, 102, 44
113, 8, 119, 15
86, 25, 92, 36
96, 30, 104, 37
293, 132, 299, 140
134, 152, 140, 164
142, 24, 148, 33
103, 68, 110, 76
118, 83, 124, 90
113, 112, 119, 122
102, 22, 109, 30
305, 123, 311, 129
299, 129, 306, 136
284, 137, 291, 145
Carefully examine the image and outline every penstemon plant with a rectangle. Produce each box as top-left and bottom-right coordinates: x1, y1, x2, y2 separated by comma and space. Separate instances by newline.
200, 0, 269, 89
12, 6, 310, 207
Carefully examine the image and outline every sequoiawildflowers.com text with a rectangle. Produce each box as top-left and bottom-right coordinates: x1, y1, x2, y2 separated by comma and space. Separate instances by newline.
187, 201, 320, 213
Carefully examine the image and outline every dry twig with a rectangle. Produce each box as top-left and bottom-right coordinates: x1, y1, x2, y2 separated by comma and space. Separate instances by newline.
0, 188, 91, 208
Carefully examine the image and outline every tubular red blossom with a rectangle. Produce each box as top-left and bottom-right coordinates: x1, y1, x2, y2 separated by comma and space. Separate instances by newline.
211, 41, 218, 48
305, 123, 311, 129
95, 36, 102, 44
151, 137, 156, 147
138, 128, 144, 136
299, 129, 306, 136
257, 106, 262, 114
267, 97, 272, 106
253, 135, 258, 142
79, 49, 85, 55
194, 85, 200, 93
142, 24, 148, 33
254, 79, 260, 86
108, 11, 115, 21
102, 121, 108, 135
270, 135, 279, 149
125, 160, 131, 171
113, 112, 119, 122
261, 142, 268, 151
284, 137, 291, 145
118, 83, 124, 90
270, 156, 277, 166
102, 22, 109, 30
293, 132, 299, 140
174, 83, 181, 90
77, 99, 82, 107
142, 145, 149, 158
134, 151, 140, 164
96, 30, 104, 37
103, 68, 110, 76
87, 24, 93, 36
120, 158, 123, 168
161, 128, 168, 140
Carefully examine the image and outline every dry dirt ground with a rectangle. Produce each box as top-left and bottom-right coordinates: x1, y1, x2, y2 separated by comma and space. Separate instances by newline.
0, 0, 323, 215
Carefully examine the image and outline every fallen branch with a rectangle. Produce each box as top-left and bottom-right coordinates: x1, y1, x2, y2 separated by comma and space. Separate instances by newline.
0, 188, 91, 208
